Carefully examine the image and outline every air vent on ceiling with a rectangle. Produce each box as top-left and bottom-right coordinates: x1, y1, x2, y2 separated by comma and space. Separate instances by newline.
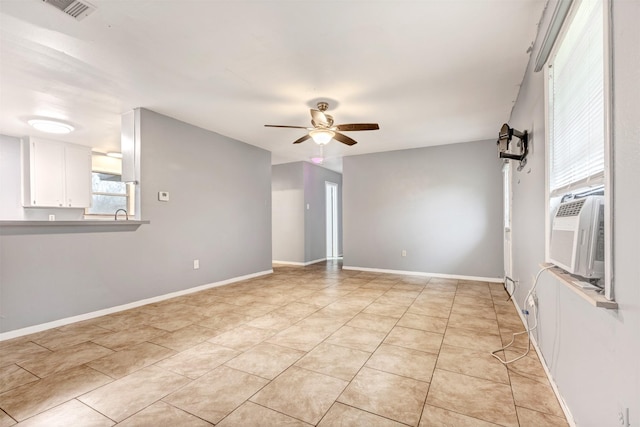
41, 0, 96, 21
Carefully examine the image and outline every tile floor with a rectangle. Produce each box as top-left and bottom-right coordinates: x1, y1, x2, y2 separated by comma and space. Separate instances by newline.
0, 261, 569, 426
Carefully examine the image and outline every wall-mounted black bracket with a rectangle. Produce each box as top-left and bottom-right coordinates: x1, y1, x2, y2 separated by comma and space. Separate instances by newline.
497, 123, 529, 171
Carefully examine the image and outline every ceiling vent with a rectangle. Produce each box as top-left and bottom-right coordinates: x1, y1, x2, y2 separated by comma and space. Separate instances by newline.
41, 0, 96, 21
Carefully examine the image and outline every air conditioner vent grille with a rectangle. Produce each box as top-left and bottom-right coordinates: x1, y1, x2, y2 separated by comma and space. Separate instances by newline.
66, 2, 89, 17
556, 198, 586, 217
42, 0, 96, 20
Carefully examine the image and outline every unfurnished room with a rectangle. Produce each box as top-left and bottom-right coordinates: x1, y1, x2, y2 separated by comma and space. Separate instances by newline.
0, 0, 638, 426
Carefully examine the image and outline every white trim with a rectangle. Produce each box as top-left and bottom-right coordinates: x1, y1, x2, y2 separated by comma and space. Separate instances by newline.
503, 161, 513, 279
602, 0, 613, 300
0, 269, 273, 342
511, 296, 577, 427
325, 181, 339, 259
272, 260, 306, 266
304, 257, 327, 266
544, 62, 552, 264
342, 265, 503, 283
272, 258, 327, 266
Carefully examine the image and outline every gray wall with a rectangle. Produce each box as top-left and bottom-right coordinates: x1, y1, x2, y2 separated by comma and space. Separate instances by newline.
271, 161, 342, 264
272, 162, 305, 263
0, 109, 272, 333
343, 140, 503, 279
508, 1, 640, 425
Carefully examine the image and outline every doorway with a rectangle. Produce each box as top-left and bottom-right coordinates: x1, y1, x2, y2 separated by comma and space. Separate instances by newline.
503, 161, 513, 280
325, 181, 338, 258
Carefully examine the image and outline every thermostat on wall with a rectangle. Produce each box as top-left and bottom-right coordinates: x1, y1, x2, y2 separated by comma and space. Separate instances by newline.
158, 191, 170, 202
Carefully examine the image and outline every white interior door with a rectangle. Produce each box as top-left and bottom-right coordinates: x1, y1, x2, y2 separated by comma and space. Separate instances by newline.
503, 162, 513, 279
325, 182, 338, 258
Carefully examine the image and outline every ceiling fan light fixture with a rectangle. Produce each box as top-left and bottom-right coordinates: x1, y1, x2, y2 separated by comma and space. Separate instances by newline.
28, 119, 75, 134
265, 102, 378, 146
309, 129, 335, 145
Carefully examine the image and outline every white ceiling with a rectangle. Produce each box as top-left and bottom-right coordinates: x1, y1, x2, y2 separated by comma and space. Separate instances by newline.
0, 0, 546, 172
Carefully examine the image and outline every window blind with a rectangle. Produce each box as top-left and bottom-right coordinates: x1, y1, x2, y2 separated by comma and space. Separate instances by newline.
549, 0, 604, 196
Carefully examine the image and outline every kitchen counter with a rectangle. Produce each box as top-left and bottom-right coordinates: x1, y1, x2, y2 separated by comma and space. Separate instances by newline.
0, 219, 150, 235
0, 220, 150, 226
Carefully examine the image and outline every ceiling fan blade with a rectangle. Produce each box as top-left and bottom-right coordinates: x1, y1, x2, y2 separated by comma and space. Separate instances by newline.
292, 134, 312, 144
310, 109, 330, 127
334, 132, 358, 146
336, 123, 380, 132
265, 125, 309, 129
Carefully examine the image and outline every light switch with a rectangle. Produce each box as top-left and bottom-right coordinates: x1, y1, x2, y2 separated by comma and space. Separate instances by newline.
158, 191, 170, 202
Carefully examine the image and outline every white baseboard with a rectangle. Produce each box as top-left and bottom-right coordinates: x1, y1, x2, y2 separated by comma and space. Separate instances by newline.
272, 260, 306, 266
0, 269, 273, 342
272, 258, 327, 266
304, 258, 327, 266
342, 265, 504, 283
511, 297, 576, 427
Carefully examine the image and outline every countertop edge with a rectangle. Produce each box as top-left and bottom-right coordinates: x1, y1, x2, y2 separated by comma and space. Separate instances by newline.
0, 220, 151, 226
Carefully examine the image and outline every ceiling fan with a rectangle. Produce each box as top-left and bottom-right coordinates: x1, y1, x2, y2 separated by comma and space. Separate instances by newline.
265, 102, 379, 146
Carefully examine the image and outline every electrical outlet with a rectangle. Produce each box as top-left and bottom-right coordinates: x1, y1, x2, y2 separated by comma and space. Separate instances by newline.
401, 250, 407, 257
193, 259, 199, 270
527, 295, 536, 307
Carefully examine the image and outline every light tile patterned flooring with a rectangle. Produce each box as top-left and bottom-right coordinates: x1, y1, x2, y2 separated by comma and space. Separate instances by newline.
0, 261, 569, 426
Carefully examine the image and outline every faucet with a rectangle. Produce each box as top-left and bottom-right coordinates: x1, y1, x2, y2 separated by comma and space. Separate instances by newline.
114, 209, 128, 220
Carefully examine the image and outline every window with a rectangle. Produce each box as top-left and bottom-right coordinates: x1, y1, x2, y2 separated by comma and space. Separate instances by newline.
545, 0, 612, 298
85, 172, 134, 216
548, 0, 606, 196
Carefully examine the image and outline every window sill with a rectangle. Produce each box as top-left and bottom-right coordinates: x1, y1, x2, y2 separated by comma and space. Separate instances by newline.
541, 263, 617, 309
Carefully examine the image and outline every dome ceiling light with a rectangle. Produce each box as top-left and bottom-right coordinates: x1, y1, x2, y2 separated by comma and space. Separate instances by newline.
28, 119, 75, 134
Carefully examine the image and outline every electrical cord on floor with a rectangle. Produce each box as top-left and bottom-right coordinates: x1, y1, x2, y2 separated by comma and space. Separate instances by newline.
491, 265, 554, 365
504, 276, 517, 302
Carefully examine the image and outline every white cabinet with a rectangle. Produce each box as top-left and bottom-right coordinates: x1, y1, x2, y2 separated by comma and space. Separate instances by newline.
63, 144, 92, 207
26, 138, 65, 207
23, 138, 92, 208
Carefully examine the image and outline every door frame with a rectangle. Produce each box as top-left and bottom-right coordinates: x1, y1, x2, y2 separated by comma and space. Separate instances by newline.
325, 181, 338, 258
503, 161, 513, 280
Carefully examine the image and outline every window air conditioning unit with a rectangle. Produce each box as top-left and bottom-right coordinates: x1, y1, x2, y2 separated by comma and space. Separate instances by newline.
549, 195, 605, 279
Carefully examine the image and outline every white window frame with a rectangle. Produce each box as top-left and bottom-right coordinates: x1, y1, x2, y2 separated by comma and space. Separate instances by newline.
84, 171, 136, 218
544, 0, 613, 299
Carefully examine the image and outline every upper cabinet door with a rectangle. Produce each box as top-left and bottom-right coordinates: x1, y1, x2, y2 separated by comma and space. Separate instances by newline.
64, 144, 92, 208
23, 138, 92, 208
29, 139, 65, 207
